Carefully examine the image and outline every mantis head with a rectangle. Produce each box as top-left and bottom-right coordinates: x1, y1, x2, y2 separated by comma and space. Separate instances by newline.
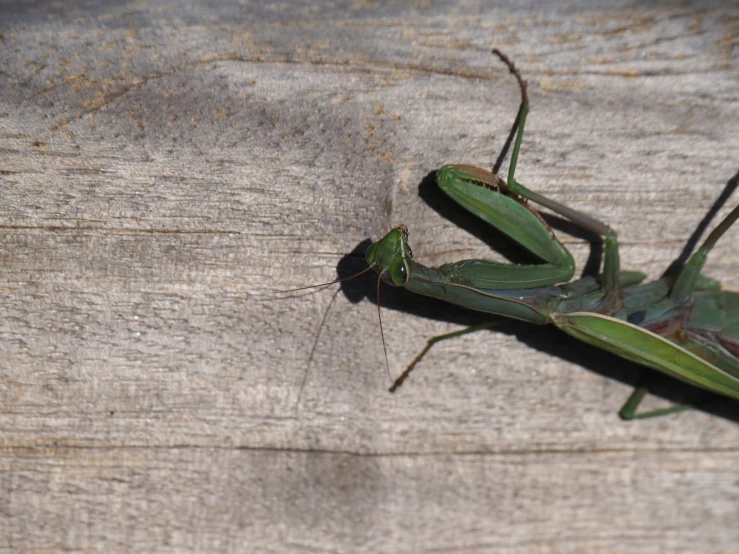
283, 224, 418, 387
365, 224, 414, 287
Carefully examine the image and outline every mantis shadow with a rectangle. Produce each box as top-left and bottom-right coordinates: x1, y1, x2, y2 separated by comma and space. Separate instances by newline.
334, 170, 739, 424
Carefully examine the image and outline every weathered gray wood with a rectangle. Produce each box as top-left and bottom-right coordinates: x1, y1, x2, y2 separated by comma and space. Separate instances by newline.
1, 1, 738, 552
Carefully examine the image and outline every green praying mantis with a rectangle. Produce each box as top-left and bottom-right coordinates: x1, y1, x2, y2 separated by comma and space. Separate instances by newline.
301, 50, 739, 419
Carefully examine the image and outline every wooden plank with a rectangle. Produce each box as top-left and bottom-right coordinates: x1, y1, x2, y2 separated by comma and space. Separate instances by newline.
2, 447, 737, 553
1, 2, 738, 552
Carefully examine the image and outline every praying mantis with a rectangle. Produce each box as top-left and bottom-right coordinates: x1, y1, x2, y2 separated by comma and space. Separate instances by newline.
304, 50, 739, 419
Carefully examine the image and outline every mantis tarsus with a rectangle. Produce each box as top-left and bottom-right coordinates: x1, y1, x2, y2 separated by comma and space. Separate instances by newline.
306, 50, 739, 419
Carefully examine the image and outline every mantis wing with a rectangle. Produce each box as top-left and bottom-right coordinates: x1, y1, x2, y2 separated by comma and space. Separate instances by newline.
552, 312, 739, 401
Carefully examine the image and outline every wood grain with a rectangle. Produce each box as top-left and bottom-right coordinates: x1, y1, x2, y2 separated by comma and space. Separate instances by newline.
1, 1, 738, 552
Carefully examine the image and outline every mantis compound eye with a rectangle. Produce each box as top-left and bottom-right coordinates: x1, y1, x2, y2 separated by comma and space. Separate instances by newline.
389, 257, 410, 286
365, 242, 378, 266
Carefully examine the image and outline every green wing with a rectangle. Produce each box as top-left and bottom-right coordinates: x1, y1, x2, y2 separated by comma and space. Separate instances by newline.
552, 312, 739, 401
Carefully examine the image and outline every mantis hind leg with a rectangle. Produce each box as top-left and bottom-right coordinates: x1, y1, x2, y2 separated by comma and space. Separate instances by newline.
671, 204, 739, 303
622, 205, 739, 418
389, 320, 504, 392
618, 386, 695, 420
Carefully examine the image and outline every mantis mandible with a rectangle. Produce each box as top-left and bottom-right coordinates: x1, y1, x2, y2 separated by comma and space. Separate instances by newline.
303, 50, 739, 419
